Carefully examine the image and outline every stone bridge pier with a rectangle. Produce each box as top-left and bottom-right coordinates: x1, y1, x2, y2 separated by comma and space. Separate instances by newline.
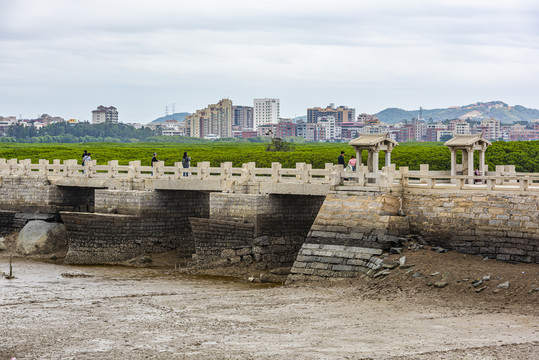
189, 193, 325, 269
62, 189, 210, 264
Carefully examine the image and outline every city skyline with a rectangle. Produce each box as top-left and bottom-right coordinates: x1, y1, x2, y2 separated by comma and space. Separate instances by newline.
1, 0, 538, 123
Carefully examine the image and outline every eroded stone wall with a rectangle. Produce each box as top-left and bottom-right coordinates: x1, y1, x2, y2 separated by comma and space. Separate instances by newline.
403, 190, 539, 263
62, 212, 194, 264
190, 193, 325, 268
305, 192, 409, 249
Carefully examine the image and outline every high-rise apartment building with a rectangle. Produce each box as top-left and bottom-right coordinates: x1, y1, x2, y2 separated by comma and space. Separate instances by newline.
253, 98, 279, 130
479, 118, 501, 140
187, 99, 233, 139
232, 105, 253, 129
92, 106, 118, 124
307, 104, 355, 124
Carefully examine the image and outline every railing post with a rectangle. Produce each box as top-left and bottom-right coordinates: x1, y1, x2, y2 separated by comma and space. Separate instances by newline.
331, 164, 344, 186
295, 162, 306, 181
129, 160, 140, 178
420, 164, 429, 184
221, 162, 232, 180
458, 177, 465, 189
39, 159, 49, 176
22, 159, 32, 176
198, 161, 211, 180
520, 177, 529, 191
304, 163, 312, 184
271, 162, 281, 183
108, 160, 118, 178
487, 177, 494, 190
7, 159, 18, 176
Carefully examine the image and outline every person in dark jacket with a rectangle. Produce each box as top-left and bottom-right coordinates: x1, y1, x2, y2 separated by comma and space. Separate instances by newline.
338, 151, 345, 166
151, 152, 159, 167
182, 152, 191, 177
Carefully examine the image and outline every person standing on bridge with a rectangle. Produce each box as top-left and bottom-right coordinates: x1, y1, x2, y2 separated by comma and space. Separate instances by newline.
151, 152, 159, 176
151, 152, 159, 167
82, 150, 88, 165
182, 152, 191, 177
338, 151, 345, 166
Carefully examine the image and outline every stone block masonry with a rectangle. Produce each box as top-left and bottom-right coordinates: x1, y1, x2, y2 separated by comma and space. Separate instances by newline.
288, 243, 384, 281
189, 193, 325, 268
62, 212, 195, 264
305, 192, 409, 249
403, 190, 539, 263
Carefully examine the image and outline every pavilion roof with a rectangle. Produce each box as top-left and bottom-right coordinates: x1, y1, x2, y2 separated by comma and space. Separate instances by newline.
348, 133, 398, 147
444, 134, 492, 147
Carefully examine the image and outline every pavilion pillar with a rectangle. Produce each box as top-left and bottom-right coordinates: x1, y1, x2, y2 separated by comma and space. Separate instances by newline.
372, 151, 380, 173
467, 149, 474, 184
367, 151, 373, 172
385, 150, 391, 167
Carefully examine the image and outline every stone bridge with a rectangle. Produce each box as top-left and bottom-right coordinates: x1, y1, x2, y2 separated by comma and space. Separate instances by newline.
0, 135, 538, 280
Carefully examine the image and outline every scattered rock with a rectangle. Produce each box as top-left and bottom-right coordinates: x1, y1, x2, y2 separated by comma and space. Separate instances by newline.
259, 273, 269, 283
475, 285, 488, 293
528, 287, 539, 294
61, 272, 94, 278
0, 236, 6, 251
389, 247, 402, 254
430, 272, 440, 276
398, 256, 406, 266
472, 280, 483, 288
247, 276, 255, 282
411, 272, 422, 279
400, 264, 414, 269
433, 281, 448, 288
493, 289, 500, 294
483, 257, 489, 261
482, 275, 491, 281
431, 247, 448, 253
496, 281, 509, 289
382, 261, 399, 269
373, 270, 391, 278
426, 282, 433, 286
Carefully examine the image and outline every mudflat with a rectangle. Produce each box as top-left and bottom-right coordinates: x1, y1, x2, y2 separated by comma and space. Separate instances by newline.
1, 256, 538, 360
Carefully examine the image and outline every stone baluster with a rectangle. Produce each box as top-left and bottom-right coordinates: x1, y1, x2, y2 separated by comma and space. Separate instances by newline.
220, 162, 232, 181
271, 162, 281, 183
198, 162, 210, 180
457, 177, 465, 189
129, 161, 140, 178
246, 162, 256, 182
108, 160, 118, 178
331, 164, 344, 186
52, 159, 61, 175
304, 163, 312, 184
7, 159, 18, 176
520, 177, 529, 191
324, 163, 333, 184
22, 159, 32, 176
486, 177, 494, 190
295, 162, 305, 181
420, 164, 429, 184
0, 159, 7, 175
39, 159, 49, 176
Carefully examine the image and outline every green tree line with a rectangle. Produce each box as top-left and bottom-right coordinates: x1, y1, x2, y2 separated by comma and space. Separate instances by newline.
0, 141, 537, 172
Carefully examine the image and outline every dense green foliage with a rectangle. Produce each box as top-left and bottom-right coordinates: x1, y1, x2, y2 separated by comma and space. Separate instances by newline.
0, 141, 537, 172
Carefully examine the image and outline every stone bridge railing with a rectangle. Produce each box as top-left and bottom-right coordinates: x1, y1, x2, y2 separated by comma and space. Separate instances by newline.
1, 159, 538, 194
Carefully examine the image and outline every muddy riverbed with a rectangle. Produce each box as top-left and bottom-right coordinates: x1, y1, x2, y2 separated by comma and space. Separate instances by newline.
1, 257, 538, 359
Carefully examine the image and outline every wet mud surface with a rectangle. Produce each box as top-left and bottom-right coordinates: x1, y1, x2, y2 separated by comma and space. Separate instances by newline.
1, 258, 538, 359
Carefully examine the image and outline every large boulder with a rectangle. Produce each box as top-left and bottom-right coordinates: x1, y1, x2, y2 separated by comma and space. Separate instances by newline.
16, 221, 68, 255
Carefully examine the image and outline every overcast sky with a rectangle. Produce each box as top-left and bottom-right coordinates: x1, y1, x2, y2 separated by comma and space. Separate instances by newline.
1, 0, 538, 123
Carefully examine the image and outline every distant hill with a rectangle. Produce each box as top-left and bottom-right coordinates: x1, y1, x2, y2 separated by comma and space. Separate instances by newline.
292, 115, 307, 123
150, 112, 190, 123
374, 101, 539, 124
